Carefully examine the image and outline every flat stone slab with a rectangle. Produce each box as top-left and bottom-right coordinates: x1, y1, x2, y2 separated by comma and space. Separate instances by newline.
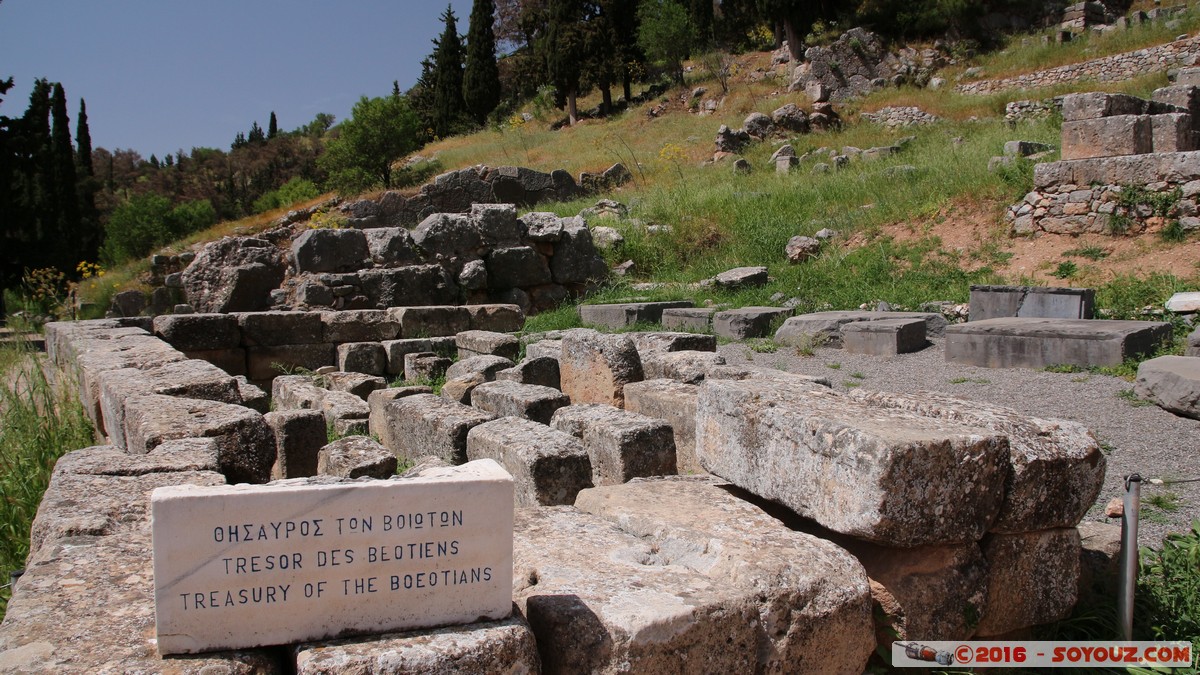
842, 318, 926, 355
1135, 355, 1200, 419
1165, 291, 1200, 313
696, 379, 1008, 546
151, 459, 514, 655
970, 285, 1096, 321
712, 306, 793, 339
945, 318, 1173, 369
660, 307, 715, 331
466, 417, 593, 506
578, 301, 693, 329
775, 310, 948, 348
515, 478, 874, 674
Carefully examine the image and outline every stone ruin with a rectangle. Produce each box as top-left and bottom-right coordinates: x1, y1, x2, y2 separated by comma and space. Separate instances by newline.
1008, 84, 1200, 236
0, 297, 1120, 672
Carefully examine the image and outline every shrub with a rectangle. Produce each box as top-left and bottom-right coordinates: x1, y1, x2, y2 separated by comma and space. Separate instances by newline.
252, 177, 320, 214
100, 195, 217, 265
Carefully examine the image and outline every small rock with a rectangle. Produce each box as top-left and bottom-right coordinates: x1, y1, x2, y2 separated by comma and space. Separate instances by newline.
785, 236, 821, 263
734, 158, 752, 174
1105, 497, 1124, 518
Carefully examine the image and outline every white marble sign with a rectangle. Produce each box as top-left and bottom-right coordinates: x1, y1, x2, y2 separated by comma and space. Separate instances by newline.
152, 459, 514, 655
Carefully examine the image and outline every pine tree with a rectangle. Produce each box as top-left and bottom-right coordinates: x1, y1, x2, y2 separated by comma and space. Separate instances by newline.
545, 0, 586, 124
463, 0, 501, 125
50, 83, 80, 271
268, 111, 278, 139
248, 121, 266, 144
75, 98, 101, 262
431, 6, 467, 137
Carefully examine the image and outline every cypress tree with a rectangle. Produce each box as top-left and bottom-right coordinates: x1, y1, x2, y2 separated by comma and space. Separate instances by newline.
50, 82, 80, 271
606, 0, 644, 103
431, 6, 467, 137
463, 0, 501, 126
545, 0, 585, 125
22, 79, 54, 250
75, 98, 101, 263
268, 111, 278, 139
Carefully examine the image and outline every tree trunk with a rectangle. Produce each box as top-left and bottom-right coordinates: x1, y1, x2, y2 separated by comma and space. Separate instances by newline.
784, 19, 803, 62
601, 86, 613, 116
567, 91, 579, 125
622, 75, 632, 103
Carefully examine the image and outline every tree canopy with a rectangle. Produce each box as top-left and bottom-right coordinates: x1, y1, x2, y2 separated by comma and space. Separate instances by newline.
318, 94, 422, 193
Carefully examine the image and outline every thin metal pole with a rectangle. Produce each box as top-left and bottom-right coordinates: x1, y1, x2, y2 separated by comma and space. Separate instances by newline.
1118, 473, 1141, 641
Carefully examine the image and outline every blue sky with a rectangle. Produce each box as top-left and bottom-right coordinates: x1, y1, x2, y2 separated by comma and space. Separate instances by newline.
0, 1, 474, 158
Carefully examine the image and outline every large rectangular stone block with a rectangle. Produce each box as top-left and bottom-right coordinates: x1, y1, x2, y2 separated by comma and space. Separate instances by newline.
469, 381, 570, 424
1135, 354, 1200, 420
456, 330, 520, 361
974, 529, 1081, 636
695, 379, 1009, 546
622, 379, 703, 475
271, 374, 326, 411
265, 409, 327, 479
151, 460, 514, 654
381, 337, 456, 375
775, 310, 947, 348
628, 331, 717, 354
247, 343, 336, 381
75, 333, 187, 431
578, 301, 693, 329
945, 318, 1173, 369
841, 318, 926, 355
1151, 112, 1197, 152
551, 404, 676, 485
1061, 115, 1152, 160
383, 394, 497, 464
559, 329, 644, 407
969, 285, 1095, 321
465, 303, 525, 332
234, 310, 325, 346
393, 305, 471, 338
98, 359, 242, 451
640, 350, 728, 384
1061, 92, 1147, 121
1151, 84, 1200, 130
467, 417, 592, 506
712, 306, 793, 339
153, 313, 241, 351
322, 309, 402, 342
366, 386, 433, 452
185, 348, 248, 377
660, 307, 716, 331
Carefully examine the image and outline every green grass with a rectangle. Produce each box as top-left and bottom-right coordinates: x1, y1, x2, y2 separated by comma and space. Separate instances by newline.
0, 338, 95, 619
1117, 387, 1155, 407
949, 376, 990, 384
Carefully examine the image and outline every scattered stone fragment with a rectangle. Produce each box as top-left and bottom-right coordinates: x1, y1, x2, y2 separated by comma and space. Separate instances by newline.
1134, 355, 1200, 419
785, 235, 822, 263
709, 266, 768, 290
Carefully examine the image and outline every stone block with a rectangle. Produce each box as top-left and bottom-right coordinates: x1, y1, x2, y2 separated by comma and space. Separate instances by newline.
291, 227, 369, 273
841, 318, 927, 355
75, 334, 187, 430
695, 379, 1009, 546
848, 390, 1106, 533
1135, 355, 1200, 419
1061, 115, 1153, 160
367, 386, 433, 452
945, 318, 1173, 369
1152, 112, 1197, 152
467, 417, 592, 506
98, 359, 242, 451
323, 371, 386, 399
974, 529, 1081, 636
334, 417, 369, 437
466, 303, 525, 332
470, 381, 570, 424
440, 373, 486, 405
640, 350, 727, 384
234, 376, 269, 413
318, 435, 397, 478
518, 478, 874, 674
661, 307, 716, 331
233, 311, 325, 346
336, 341, 386, 375
496, 356, 560, 389
623, 379, 703, 475
322, 309, 402, 342
363, 226, 422, 266
1077, 521, 1122, 602
628, 331, 717, 354
320, 390, 369, 426
524, 339, 562, 361
182, 347, 248, 377
246, 343, 336, 381
151, 460, 514, 654
55, 441, 220, 478
122, 394, 276, 484
382, 337, 456, 375
456, 330, 521, 361
578, 301, 694, 329
445, 354, 515, 382
1166, 291, 1200, 312
549, 216, 608, 284
265, 409, 327, 479
152, 313, 240, 351
1060, 92, 1147, 121
404, 353, 453, 382
358, 265, 460, 308
1152, 85, 1200, 128
294, 616, 540, 675
559, 329, 644, 407
1188, 328, 1200, 357
486, 246, 552, 288
384, 394, 498, 464
551, 404, 676, 485
712, 306, 793, 339
271, 374, 326, 411
710, 266, 768, 289
969, 285, 1096, 321
394, 305, 471, 338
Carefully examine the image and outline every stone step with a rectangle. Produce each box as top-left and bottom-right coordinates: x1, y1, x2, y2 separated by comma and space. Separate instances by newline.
945, 317, 1172, 369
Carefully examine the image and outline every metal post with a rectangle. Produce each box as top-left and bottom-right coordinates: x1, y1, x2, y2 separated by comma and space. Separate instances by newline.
1118, 473, 1141, 641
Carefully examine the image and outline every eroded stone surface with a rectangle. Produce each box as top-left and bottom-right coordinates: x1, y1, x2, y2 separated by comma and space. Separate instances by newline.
467, 417, 592, 506
470, 381, 570, 424
559, 329, 644, 408
551, 404, 676, 485
1135, 355, 1200, 420
623, 380, 703, 475
384, 394, 498, 464
98, 360, 242, 451
318, 436, 397, 478
975, 529, 1081, 636
266, 409, 327, 480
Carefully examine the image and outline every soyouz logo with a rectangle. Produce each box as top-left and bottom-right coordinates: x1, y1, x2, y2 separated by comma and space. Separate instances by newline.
892, 641, 1194, 668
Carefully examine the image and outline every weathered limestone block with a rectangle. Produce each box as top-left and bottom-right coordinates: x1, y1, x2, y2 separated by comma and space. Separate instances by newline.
152, 313, 240, 351
322, 309, 402, 342
487, 246, 552, 288
713, 307, 793, 339
359, 265, 460, 308
234, 311, 325, 346
334, 417, 369, 437
381, 337, 456, 375
696, 379, 1009, 546
1135, 355, 1200, 419
404, 353, 453, 382
660, 307, 716, 332
0, 534, 281, 674
549, 216, 608, 285
1061, 114, 1152, 160
318, 436, 397, 478
323, 371, 386, 400
293, 615, 540, 675
182, 236, 286, 313
1061, 92, 1147, 121
944, 318, 1173, 369
98, 359, 242, 450
640, 350, 727, 384
363, 226, 422, 266
842, 318, 927, 355
1151, 112, 1197, 153
974, 529, 1081, 636
394, 305, 470, 338
440, 373, 487, 405
496, 356, 561, 389
628, 331, 717, 354
524, 339, 562, 361
466, 303, 525, 332
75, 334, 187, 430
271, 374, 326, 411
122, 394, 276, 483
969, 285, 1096, 321
623, 380, 702, 475
551, 404, 676, 485
265, 409, 327, 479
291, 227, 369, 273
775, 310, 947, 348
470, 381, 570, 424
445, 354, 516, 382
54, 441, 220, 478
848, 389, 1106, 532
384, 394, 497, 464
1187, 327, 1200, 357
456, 330, 521, 361
559, 329, 644, 407
467, 417, 592, 506
337, 341, 386, 376
27, 453, 225, 562
320, 390, 370, 426
235, 376, 269, 413
515, 479, 874, 674
246, 343, 336, 381
1077, 521, 1122, 601
367, 387, 433, 452
578, 301, 693, 329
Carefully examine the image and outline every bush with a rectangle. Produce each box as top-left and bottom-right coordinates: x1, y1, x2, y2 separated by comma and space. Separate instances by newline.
252, 177, 321, 214
100, 195, 217, 265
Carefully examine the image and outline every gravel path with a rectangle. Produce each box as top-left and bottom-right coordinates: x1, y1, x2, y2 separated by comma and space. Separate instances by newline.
716, 338, 1200, 548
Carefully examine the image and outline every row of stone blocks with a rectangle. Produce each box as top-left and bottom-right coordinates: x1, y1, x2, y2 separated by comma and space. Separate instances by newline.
8, 319, 1112, 671
1059, 89, 1200, 160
